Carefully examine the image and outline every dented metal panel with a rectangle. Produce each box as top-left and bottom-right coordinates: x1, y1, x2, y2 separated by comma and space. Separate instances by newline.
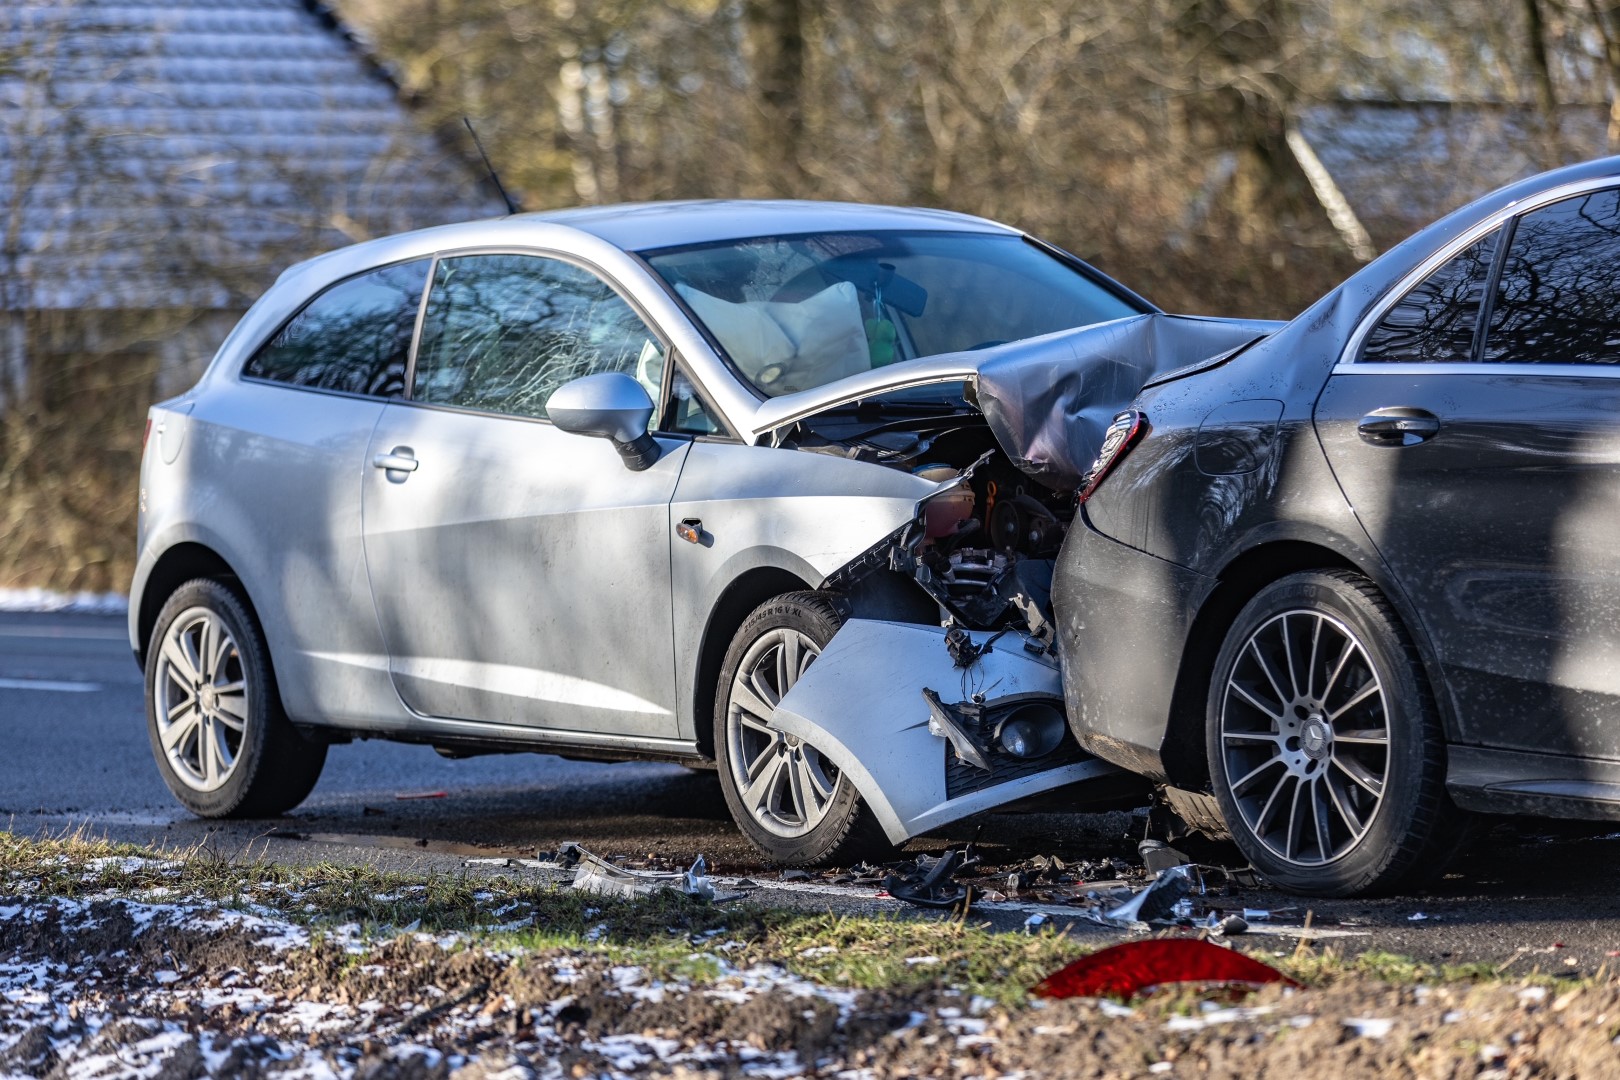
770, 619, 1124, 844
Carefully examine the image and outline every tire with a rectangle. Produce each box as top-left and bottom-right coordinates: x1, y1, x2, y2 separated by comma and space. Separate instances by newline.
1205, 569, 1463, 897
713, 591, 893, 866
144, 578, 327, 818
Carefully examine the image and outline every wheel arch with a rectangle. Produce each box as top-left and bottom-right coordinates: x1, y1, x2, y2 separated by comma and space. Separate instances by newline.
136, 542, 249, 668
691, 565, 815, 758
1160, 538, 1376, 789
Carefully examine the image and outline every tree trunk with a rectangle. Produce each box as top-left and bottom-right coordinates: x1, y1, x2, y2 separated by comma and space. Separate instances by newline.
743, 0, 806, 195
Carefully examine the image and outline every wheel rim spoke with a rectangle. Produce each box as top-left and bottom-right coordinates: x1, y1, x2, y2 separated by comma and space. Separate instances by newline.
1230, 755, 1282, 794
1279, 615, 1301, 699
1222, 607, 1389, 868
1329, 679, 1379, 721
1333, 754, 1384, 797
1324, 771, 1365, 838
161, 633, 199, 686
1230, 680, 1283, 722
162, 709, 200, 752
1333, 728, 1388, 745
1311, 779, 1332, 863
730, 678, 775, 726
726, 627, 833, 838
154, 607, 248, 793
1247, 639, 1288, 709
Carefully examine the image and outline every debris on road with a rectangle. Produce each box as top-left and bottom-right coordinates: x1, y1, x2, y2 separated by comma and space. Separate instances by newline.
1138, 839, 1191, 877
1031, 939, 1298, 1000
1098, 864, 1197, 926
393, 790, 448, 800
557, 842, 722, 901
884, 848, 977, 910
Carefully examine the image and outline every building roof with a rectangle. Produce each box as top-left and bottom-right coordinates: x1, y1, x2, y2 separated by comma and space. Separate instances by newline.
0, 0, 503, 310
1297, 101, 1613, 250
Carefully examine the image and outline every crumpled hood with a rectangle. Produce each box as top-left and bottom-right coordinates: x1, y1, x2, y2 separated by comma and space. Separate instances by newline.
969, 313, 1280, 490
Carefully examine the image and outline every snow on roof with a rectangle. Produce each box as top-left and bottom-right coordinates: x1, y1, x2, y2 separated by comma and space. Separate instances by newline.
0, 0, 503, 311
1298, 101, 1613, 248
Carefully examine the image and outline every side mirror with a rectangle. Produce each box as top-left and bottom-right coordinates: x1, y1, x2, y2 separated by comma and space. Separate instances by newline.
549, 372, 662, 471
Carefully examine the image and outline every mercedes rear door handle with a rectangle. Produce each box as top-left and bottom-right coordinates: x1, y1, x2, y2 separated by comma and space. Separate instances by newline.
1357, 408, 1440, 447
372, 447, 419, 473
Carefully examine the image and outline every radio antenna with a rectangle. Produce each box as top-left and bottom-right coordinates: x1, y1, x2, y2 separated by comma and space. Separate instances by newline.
463, 117, 520, 216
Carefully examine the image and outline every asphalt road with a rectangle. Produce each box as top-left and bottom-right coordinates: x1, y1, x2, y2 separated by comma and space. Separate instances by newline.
7, 609, 1620, 973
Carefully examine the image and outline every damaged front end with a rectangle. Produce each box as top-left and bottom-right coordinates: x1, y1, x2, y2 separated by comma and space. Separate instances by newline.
771, 620, 1140, 844
747, 314, 1276, 844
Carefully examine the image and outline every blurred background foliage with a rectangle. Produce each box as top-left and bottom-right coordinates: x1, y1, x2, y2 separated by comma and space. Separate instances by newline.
336, 0, 1620, 316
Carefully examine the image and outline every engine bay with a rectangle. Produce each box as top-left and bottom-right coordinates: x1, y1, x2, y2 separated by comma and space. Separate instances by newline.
778, 388, 1074, 641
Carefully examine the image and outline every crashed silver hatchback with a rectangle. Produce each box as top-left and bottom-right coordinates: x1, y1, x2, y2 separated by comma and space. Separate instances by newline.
131, 200, 1272, 864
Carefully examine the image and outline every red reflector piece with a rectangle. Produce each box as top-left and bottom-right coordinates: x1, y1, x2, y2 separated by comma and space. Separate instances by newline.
1077, 409, 1146, 503
1031, 938, 1296, 1000
143, 417, 152, 450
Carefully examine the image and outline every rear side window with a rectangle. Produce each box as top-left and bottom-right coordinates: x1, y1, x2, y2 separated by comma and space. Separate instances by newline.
243, 260, 430, 395
1484, 188, 1620, 364
412, 253, 665, 420
1360, 232, 1498, 363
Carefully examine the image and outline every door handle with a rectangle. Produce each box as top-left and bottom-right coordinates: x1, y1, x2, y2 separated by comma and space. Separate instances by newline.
372, 447, 419, 472
1357, 408, 1440, 447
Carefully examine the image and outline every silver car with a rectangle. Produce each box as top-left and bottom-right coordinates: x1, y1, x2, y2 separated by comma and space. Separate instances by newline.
133, 199, 1256, 865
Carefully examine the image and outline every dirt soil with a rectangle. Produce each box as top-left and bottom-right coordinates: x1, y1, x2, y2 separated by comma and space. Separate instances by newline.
3, 887, 1619, 1080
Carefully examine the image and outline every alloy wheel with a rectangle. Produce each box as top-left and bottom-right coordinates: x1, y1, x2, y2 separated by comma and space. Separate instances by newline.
1219, 609, 1390, 867
725, 627, 841, 839
153, 607, 249, 793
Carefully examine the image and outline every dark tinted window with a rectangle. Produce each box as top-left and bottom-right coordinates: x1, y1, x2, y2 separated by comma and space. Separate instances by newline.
244, 260, 429, 395
1361, 232, 1497, 363
1484, 188, 1620, 364
413, 254, 664, 420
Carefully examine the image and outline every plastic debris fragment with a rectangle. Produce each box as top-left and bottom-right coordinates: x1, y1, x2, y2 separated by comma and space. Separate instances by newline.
557, 842, 718, 900
1138, 839, 1191, 878
1031, 939, 1297, 1000
884, 849, 973, 910
1101, 864, 1196, 925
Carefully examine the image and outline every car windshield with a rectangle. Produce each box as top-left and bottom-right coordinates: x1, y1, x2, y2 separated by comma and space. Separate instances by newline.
642, 230, 1145, 397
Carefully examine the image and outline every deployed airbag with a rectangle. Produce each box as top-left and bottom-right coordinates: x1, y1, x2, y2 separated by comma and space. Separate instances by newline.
971, 314, 1278, 489
678, 281, 869, 394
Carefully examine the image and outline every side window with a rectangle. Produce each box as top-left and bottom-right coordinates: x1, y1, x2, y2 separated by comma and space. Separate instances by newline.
666, 368, 723, 436
1360, 232, 1498, 363
243, 260, 429, 396
412, 253, 665, 420
1484, 188, 1620, 364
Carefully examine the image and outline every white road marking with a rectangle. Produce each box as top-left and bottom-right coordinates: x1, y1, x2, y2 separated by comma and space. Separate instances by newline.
0, 625, 128, 640
0, 677, 102, 692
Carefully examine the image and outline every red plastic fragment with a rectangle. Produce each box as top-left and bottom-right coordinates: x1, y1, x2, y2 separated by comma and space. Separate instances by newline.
1031, 939, 1298, 1000
394, 790, 448, 800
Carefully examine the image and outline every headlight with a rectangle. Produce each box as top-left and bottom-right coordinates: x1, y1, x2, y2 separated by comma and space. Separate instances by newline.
993, 702, 1066, 759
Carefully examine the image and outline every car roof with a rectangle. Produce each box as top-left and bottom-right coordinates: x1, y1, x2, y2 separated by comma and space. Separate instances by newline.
502, 199, 1019, 251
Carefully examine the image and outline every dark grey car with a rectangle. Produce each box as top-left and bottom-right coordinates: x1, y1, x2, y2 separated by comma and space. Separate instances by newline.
1055, 156, 1620, 897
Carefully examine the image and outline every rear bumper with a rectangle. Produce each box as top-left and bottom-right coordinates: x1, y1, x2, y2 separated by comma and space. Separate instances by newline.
1053, 513, 1213, 782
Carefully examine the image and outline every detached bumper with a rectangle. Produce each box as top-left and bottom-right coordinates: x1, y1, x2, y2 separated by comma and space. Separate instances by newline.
771, 619, 1128, 845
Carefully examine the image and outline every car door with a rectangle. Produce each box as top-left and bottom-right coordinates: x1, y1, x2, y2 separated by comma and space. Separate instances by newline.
1315, 184, 1620, 760
361, 251, 692, 739
222, 258, 430, 727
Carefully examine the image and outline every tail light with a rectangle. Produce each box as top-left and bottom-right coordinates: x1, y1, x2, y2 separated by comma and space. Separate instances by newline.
142, 416, 152, 451
1077, 409, 1147, 503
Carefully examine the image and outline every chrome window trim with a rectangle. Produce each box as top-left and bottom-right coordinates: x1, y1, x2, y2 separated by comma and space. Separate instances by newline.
1339, 174, 1620, 369
1331, 361, 1620, 378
